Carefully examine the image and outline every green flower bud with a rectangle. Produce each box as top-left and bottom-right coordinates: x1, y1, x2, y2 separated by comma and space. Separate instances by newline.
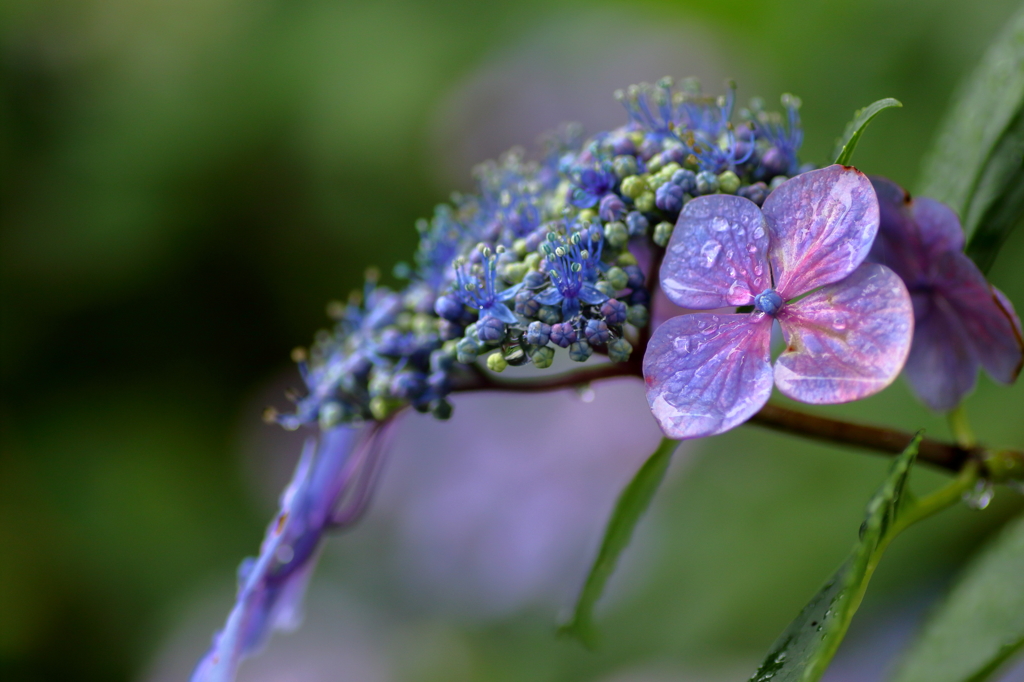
318, 401, 344, 430
718, 170, 741, 194
538, 305, 561, 325
502, 261, 529, 284
568, 340, 593, 363
613, 154, 639, 178
431, 399, 453, 421
487, 351, 508, 373
578, 208, 597, 223
617, 252, 638, 266
456, 337, 480, 364
513, 238, 528, 258
370, 396, 401, 421
653, 221, 674, 247
595, 281, 617, 298
604, 221, 629, 249
769, 175, 788, 190
635, 191, 656, 213
608, 337, 633, 363
620, 175, 649, 199
627, 304, 650, 328
605, 266, 629, 291
530, 345, 555, 369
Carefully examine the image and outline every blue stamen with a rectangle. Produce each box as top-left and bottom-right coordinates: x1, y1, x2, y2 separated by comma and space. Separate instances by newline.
753, 288, 785, 316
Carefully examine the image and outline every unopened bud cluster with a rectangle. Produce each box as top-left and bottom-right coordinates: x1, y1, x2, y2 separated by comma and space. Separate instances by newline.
272, 77, 807, 429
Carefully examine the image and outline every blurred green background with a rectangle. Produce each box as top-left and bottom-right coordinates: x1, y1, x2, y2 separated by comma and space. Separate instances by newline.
2, 0, 1024, 680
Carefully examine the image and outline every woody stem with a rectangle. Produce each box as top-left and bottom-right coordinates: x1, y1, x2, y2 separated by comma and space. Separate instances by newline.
453, 362, 1018, 477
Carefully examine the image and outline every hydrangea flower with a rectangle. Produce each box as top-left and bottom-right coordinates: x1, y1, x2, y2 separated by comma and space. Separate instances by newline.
446, 246, 520, 324
868, 177, 1024, 411
534, 230, 608, 319
191, 425, 390, 682
643, 165, 914, 439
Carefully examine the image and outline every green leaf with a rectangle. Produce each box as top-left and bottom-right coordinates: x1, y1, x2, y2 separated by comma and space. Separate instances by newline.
832, 98, 902, 166
746, 434, 982, 682
963, 110, 1024, 273
890, 512, 1024, 682
917, 6, 1024, 257
558, 436, 677, 647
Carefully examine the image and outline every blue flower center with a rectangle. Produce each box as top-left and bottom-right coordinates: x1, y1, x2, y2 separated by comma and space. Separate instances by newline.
753, 288, 784, 316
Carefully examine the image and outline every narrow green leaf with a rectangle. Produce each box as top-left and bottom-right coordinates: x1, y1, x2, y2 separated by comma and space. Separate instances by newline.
558, 436, 677, 646
963, 110, 1024, 273
917, 5, 1024, 246
749, 435, 927, 682
832, 98, 902, 166
891, 512, 1024, 682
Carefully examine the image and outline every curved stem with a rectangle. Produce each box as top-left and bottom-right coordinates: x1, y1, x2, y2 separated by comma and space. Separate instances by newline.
451, 362, 1023, 477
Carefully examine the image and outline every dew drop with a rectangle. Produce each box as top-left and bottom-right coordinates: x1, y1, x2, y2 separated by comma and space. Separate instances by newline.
701, 241, 722, 267
963, 480, 994, 510
711, 216, 730, 232
275, 545, 294, 564
753, 226, 765, 239
576, 384, 596, 403
833, 318, 847, 331
747, 244, 758, 254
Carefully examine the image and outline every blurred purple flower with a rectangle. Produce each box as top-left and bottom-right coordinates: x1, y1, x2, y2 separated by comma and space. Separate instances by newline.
868, 177, 1023, 411
191, 423, 392, 682
644, 165, 913, 439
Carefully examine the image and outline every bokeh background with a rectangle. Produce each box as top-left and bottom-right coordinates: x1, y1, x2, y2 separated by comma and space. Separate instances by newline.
2, 0, 1024, 680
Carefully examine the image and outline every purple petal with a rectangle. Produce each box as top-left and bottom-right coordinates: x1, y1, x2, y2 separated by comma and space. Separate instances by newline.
485, 302, 518, 324
935, 253, 1024, 386
762, 165, 879, 299
902, 290, 981, 412
643, 313, 773, 439
579, 283, 609, 306
869, 176, 964, 286
774, 263, 913, 404
191, 425, 379, 682
534, 287, 562, 305
660, 194, 771, 308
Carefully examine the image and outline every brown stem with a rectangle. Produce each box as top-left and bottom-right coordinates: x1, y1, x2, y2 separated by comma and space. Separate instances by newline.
454, 361, 642, 394
748, 403, 979, 473
451, 362, 1023, 476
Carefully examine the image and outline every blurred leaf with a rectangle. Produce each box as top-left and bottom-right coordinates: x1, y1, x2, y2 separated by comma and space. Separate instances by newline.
832, 98, 902, 166
891, 511, 1024, 682
963, 111, 1024, 273
917, 5, 1024, 259
558, 437, 677, 647
747, 434, 971, 682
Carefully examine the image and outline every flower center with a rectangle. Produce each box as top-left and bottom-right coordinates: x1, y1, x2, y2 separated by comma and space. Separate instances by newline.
753, 288, 784, 316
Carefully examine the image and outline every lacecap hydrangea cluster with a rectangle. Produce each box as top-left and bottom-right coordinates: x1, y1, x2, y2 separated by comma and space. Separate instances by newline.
268, 78, 810, 431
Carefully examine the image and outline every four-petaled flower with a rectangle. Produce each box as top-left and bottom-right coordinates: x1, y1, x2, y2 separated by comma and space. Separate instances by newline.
868, 177, 1023, 411
450, 246, 520, 324
643, 165, 914, 439
535, 230, 608, 319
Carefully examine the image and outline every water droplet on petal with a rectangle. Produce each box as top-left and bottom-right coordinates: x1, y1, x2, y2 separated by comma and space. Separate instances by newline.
701, 241, 722, 267
576, 384, 596, 403
753, 226, 765, 239
711, 217, 730, 232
